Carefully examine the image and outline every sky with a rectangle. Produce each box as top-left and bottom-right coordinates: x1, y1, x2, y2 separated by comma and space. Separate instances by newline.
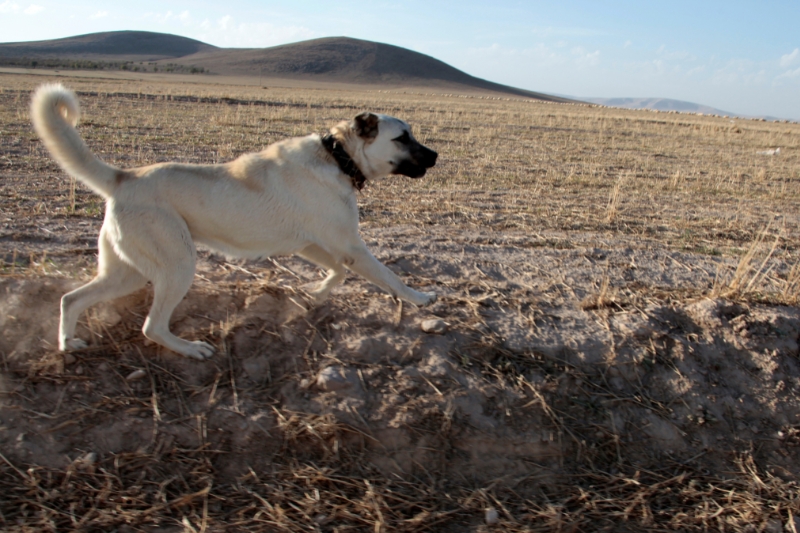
1, 0, 799, 119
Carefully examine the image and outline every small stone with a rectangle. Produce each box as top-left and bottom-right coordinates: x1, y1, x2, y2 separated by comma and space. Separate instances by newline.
421, 319, 448, 334
125, 369, 147, 382
316, 366, 358, 392
71, 452, 97, 472
63, 353, 77, 365
485, 507, 499, 525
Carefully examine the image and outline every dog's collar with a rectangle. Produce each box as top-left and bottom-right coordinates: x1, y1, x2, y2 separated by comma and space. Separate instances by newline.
320, 133, 367, 191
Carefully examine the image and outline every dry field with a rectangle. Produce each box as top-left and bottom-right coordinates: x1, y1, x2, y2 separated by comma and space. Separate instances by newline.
2, 70, 800, 532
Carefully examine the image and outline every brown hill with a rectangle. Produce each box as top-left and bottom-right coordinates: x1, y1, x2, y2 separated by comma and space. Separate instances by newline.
0, 30, 217, 61
174, 37, 569, 101
0, 31, 572, 102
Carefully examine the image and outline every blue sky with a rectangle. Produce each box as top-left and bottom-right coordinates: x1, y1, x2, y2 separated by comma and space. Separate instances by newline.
1, 0, 799, 119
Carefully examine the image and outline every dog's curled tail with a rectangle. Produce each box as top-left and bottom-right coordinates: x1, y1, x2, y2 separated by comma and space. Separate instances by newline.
31, 84, 121, 198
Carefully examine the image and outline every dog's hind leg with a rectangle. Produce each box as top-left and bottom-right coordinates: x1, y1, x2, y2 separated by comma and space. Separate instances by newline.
59, 228, 147, 351
297, 244, 346, 304
113, 208, 215, 360
142, 266, 214, 360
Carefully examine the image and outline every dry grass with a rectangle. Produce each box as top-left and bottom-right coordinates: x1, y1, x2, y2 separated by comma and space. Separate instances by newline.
2, 71, 800, 531
2, 444, 798, 532
2, 73, 798, 273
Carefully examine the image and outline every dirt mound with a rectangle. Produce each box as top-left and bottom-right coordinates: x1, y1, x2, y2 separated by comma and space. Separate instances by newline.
2, 227, 799, 531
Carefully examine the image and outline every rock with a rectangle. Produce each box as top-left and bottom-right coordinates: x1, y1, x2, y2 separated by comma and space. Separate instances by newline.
125, 369, 147, 382
78, 452, 97, 469
316, 366, 359, 392
72, 452, 97, 472
421, 319, 448, 334
63, 353, 77, 365
485, 508, 499, 525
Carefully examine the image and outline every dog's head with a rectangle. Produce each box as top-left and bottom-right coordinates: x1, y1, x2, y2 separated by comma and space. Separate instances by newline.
330, 112, 438, 182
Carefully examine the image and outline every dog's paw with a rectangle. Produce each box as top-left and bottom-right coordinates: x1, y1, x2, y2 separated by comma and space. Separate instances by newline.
180, 341, 215, 361
305, 289, 328, 307
414, 291, 437, 307
60, 338, 88, 351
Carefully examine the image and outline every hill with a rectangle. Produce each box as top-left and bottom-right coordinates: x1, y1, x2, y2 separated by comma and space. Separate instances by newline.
0, 30, 216, 61
170, 37, 568, 100
0, 31, 572, 102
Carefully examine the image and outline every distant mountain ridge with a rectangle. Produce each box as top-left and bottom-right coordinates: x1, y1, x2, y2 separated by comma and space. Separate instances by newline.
578, 97, 790, 121
0, 31, 573, 103
581, 97, 734, 117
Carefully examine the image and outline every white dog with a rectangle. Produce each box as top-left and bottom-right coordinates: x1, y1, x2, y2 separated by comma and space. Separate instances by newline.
31, 84, 438, 360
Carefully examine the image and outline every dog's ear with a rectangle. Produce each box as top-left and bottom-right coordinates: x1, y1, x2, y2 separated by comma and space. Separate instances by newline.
354, 112, 379, 139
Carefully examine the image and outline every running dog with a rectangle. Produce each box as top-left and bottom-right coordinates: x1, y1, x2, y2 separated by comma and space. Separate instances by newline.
31, 84, 437, 359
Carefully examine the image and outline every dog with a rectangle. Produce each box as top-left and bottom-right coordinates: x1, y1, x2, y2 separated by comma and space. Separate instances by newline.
31, 84, 438, 360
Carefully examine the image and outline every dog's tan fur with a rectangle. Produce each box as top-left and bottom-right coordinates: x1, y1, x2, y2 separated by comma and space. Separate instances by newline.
31, 84, 437, 359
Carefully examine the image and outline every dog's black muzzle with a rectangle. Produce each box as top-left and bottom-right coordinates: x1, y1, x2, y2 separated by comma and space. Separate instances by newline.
393, 143, 438, 179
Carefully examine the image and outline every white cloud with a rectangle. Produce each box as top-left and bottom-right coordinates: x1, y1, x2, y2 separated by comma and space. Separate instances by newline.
710, 59, 768, 86
530, 26, 608, 38
572, 46, 600, 66
656, 46, 696, 62
23, 3, 42, 14
686, 65, 706, 76
218, 15, 232, 31
90, 10, 108, 19
776, 67, 800, 80
467, 43, 566, 68
138, 11, 314, 47
199, 16, 316, 47
155, 10, 174, 23
780, 48, 799, 68
459, 41, 603, 90
0, 1, 20, 13
145, 10, 195, 26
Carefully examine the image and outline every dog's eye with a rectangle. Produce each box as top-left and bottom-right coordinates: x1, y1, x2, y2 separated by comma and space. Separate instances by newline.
393, 132, 411, 145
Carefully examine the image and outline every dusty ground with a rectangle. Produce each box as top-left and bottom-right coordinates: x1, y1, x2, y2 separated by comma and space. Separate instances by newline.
2, 71, 800, 532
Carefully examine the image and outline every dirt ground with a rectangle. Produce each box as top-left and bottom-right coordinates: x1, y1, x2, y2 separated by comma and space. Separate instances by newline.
2, 71, 800, 532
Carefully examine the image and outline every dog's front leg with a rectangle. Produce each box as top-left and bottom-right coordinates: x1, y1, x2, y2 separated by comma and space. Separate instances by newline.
345, 244, 436, 307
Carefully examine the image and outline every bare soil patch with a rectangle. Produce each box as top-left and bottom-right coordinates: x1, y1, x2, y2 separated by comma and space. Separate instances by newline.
2, 72, 800, 531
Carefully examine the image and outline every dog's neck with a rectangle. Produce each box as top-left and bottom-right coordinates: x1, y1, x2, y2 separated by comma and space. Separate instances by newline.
320, 133, 367, 191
